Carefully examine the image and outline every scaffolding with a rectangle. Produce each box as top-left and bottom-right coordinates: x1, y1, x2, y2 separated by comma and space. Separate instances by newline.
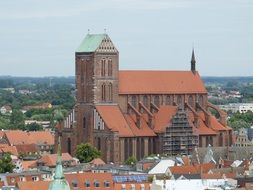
163, 108, 199, 156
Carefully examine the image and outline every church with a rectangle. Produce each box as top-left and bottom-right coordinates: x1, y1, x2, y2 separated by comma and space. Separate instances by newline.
56, 33, 233, 164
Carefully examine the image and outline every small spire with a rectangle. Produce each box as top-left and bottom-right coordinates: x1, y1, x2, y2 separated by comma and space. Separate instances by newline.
191, 48, 196, 73
104, 28, 107, 34
54, 136, 64, 179
88, 29, 90, 34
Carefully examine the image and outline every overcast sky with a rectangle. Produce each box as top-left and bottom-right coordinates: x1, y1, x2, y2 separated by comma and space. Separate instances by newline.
0, 0, 252, 77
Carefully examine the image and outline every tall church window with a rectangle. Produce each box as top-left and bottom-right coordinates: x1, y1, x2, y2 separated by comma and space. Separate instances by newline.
108, 59, 112, 76
177, 96, 182, 108
198, 95, 204, 107
166, 95, 171, 105
154, 95, 160, 107
101, 59, 106, 76
97, 137, 101, 150
67, 138, 71, 154
131, 95, 137, 108
83, 117, 86, 129
108, 83, 113, 101
102, 83, 106, 101
143, 95, 148, 107
188, 95, 194, 107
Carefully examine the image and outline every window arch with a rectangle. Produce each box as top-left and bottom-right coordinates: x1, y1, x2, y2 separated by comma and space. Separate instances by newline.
143, 95, 148, 107
198, 95, 204, 106
131, 95, 137, 107
154, 95, 160, 107
102, 83, 106, 101
108, 83, 113, 101
83, 117, 86, 129
108, 59, 112, 76
188, 95, 194, 107
97, 137, 101, 150
166, 95, 171, 105
177, 95, 182, 107
67, 138, 71, 154
101, 59, 106, 76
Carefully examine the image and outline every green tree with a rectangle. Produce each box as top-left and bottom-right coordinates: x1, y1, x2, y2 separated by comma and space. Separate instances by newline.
25, 123, 43, 131
124, 156, 137, 165
75, 143, 101, 163
10, 110, 25, 129
0, 153, 15, 173
228, 120, 250, 130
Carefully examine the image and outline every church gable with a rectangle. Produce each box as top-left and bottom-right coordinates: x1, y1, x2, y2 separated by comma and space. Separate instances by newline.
96, 35, 118, 53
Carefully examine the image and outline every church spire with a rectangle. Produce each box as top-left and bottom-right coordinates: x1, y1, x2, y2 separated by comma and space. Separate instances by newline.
48, 136, 70, 190
191, 48, 196, 73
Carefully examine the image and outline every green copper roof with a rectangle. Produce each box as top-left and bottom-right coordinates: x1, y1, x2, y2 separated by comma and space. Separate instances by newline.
48, 136, 70, 190
76, 34, 106, 53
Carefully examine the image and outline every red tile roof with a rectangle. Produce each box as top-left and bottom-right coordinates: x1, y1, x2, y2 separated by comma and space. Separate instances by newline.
153, 105, 177, 133
15, 144, 38, 154
125, 114, 156, 137
18, 181, 50, 190
39, 153, 74, 167
4, 130, 54, 145
96, 105, 134, 137
65, 172, 113, 190
21, 160, 37, 170
0, 144, 18, 155
119, 71, 207, 94
90, 158, 106, 166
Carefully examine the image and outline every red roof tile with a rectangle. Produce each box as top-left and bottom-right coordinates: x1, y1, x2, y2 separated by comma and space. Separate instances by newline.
90, 158, 106, 166
153, 105, 177, 133
18, 181, 50, 190
0, 144, 18, 155
4, 130, 54, 145
124, 114, 156, 137
96, 105, 134, 137
39, 153, 74, 167
119, 71, 207, 94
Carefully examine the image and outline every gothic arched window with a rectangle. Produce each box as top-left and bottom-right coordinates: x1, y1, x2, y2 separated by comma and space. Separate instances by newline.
67, 138, 71, 154
143, 95, 148, 107
154, 95, 160, 107
166, 95, 171, 105
177, 95, 182, 107
198, 95, 204, 107
108, 59, 112, 76
132, 95, 137, 108
188, 95, 194, 107
83, 117, 86, 129
102, 83, 106, 101
101, 59, 106, 76
108, 83, 113, 101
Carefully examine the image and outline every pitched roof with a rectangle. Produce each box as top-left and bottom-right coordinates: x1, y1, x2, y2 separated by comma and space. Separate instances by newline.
15, 144, 38, 154
153, 105, 177, 133
119, 71, 207, 94
124, 114, 156, 137
65, 172, 113, 190
21, 160, 37, 170
95, 105, 134, 137
148, 159, 175, 174
18, 181, 50, 190
90, 158, 106, 166
0, 144, 18, 155
76, 34, 106, 53
4, 130, 54, 145
39, 153, 74, 167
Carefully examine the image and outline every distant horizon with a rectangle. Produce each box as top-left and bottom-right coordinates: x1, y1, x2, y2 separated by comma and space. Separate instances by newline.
1, 74, 253, 78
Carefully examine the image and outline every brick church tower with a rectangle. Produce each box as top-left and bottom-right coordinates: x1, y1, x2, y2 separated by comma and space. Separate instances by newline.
75, 34, 119, 144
